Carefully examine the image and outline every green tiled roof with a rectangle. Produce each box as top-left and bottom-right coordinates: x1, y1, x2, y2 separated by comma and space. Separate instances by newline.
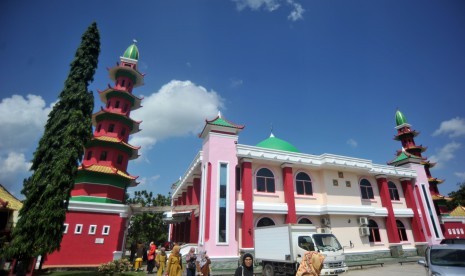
210, 117, 237, 128
395, 110, 408, 126
256, 134, 299, 153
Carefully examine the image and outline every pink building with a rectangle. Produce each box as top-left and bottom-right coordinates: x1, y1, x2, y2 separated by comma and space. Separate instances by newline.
167, 110, 454, 266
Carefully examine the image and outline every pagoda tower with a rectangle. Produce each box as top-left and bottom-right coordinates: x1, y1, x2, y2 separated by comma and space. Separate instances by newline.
44, 42, 144, 267
388, 109, 446, 243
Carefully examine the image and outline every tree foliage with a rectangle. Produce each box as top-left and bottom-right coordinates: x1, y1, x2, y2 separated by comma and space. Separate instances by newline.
447, 181, 465, 210
4, 22, 100, 259
126, 191, 171, 246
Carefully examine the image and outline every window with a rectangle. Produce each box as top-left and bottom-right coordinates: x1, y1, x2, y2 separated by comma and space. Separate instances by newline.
63, 223, 69, 234
121, 127, 126, 138
388, 181, 400, 201
333, 179, 339, 186
122, 80, 126, 86
338, 171, 344, 178
236, 166, 241, 191
298, 218, 313, 224
75, 224, 83, 234
115, 101, 120, 108
346, 181, 351, 187
97, 124, 102, 132
89, 225, 97, 235
106, 101, 110, 108
123, 104, 128, 113
218, 163, 228, 243
256, 168, 275, 193
100, 151, 107, 161
117, 155, 123, 165
296, 172, 313, 195
108, 124, 115, 132
86, 151, 92, 160
396, 220, 408, 241
368, 220, 381, 242
257, 217, 275, 227
360, 179, 374, 199
102, 225, 110, 235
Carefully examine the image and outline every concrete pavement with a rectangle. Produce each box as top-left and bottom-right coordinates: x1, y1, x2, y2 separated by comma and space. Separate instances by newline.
344, 262, 426, 276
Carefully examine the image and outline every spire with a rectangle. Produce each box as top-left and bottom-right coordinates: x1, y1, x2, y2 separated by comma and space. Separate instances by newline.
395, 109, 408, 126
122, 40, 139, 61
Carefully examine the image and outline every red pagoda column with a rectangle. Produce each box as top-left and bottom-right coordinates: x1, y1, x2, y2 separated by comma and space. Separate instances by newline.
241, 159, 254, 248
376, 175, 400, 243
282, 164, 296, 224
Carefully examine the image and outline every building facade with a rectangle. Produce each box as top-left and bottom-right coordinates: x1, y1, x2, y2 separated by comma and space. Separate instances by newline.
44, 43, 143, 267
168, 110, 449, 263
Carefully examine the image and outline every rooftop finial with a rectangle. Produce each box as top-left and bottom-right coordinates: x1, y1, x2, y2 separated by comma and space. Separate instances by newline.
133, 39, 138, 44
270, 123, 274, 138
218, 111, 222, 118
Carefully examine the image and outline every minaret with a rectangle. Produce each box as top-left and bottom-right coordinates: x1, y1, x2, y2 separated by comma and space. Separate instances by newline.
70, 42, 143, 203
388, 109, 445, 243
43, 42, 144, 268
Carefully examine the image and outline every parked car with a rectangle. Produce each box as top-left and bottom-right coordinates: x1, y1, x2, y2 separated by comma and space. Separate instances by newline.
418, 244, 465, 276
440, 238, 465, 245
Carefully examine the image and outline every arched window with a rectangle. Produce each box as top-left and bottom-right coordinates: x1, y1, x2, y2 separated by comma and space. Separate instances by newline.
298, 218, 312, 224
388, 181, 400, 201
368, 219, 381, 242
296, 172, 312, 195
360, 179, 374, 199
257, 217, 275, 227
396, 220, 408, 241
256, 168, 275, 193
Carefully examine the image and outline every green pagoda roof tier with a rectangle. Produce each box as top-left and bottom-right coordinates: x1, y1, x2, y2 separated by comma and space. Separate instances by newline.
393, 129, 419, 140
92, 109, 141, 134
108, 65, 144, 87
199, 112, 244, 138
98, 88, 142, 110
388, 149, 423, 165
256, 133, 300, 153
87, 136, 140, 160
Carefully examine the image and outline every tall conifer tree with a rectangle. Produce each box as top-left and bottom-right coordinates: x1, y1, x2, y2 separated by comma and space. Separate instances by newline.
6, 22, 100, 259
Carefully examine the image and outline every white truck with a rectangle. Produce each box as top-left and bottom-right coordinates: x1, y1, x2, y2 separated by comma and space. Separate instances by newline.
254, 224, 348, 276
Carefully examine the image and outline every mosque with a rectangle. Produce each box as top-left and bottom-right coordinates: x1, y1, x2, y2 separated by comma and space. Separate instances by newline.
41, 43, 464, 269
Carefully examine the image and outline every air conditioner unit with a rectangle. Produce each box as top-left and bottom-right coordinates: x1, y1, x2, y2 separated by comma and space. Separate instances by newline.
359, 227, 370, 236
320, 217, 331, 226
358, 217, 368, 226
321, 227, 332, 234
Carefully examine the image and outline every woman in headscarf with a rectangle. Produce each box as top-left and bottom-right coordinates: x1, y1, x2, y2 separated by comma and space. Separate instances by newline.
234, 252, 254, 276
296, 251, 325, 276
165, 245, 182, 276
195, 250, 211, 276
185, 247, 197, 276
156, 247, 167, 276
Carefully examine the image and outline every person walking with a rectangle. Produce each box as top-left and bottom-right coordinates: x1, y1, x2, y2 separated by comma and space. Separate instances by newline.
156, 247, 167, 276
185, 247, 197, 276
147, 241, 157, 273
165, 245, 182, 276
234, 253, 254, 276
134, 241, 145, 271
196, 250, 211, 276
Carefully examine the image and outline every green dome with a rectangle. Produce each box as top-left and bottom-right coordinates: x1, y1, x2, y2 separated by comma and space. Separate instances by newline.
395, 110, 408, 126
123, 43, 139, 60
256, 134, 299, 153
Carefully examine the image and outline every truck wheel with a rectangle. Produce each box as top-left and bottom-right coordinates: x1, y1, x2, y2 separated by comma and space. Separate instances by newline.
263, 264, 274, 276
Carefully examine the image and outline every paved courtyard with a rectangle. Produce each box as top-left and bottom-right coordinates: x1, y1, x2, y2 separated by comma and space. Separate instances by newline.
345, 262, 425, 276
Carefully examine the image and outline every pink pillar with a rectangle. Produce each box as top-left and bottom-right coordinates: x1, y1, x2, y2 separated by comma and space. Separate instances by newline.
401, 178, 426, 242
376, 175, 400, 243
414, 185, 432, 238
189, 211, 198, 243
282, 165, 296, 224
241, 160, 254, 248
193, 178, 200, 205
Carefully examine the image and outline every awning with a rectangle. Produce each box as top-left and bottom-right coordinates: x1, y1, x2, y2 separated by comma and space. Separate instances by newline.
129, 204, 199, 215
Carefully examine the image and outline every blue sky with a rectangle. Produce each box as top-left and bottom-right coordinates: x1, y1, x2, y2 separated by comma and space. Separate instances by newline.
1, 0, 464, 199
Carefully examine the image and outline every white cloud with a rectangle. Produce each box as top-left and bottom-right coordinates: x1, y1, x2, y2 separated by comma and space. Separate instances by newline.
0, 152, 31, 197
130, 80, 224, 158
0, 94, 54, 152
233, 0, 304, 21
432, 117, 465, 138
347, 139, 358, 148
455, 172, 465, 180
429, 142, 462, 168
